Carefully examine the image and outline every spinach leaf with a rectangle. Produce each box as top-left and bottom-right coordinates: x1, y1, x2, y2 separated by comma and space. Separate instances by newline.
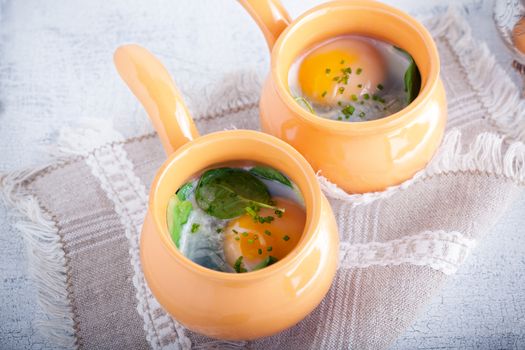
394, 46, 422, 104
167, 195, 192, 248
195, 168, 280, 219
176, 182, 194, 201
249, 166, 292, 188
253, 256, 278, 271
404, 58, 421, 104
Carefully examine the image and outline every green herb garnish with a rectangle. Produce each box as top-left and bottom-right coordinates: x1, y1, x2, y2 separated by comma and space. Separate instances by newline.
267, 246, 273, 252
257, 215, 274, 224
325, 68, 331, 74
340, 59, 345, 64
195, 168, 283, 219
264, 230, 272, 236
359, 111, 366, 118
234, 256, 247, 273
357, 84, 363, 88
321, 91, 327, 97
283, 235, 290, 241
351, 94, 358, 101
258, 249, 263, 255
338, 87, 345, 94
342, 104, 355, 117
356, 68, 362, 75
191, 223, 200, 233
337, 116, 342, 120
363, 93, 370, 100
377, 83, 384, 90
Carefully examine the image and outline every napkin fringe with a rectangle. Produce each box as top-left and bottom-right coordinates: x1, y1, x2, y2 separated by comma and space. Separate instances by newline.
319, 129, 525, 203
0, 170, 78, 349
426, 7, 525, 142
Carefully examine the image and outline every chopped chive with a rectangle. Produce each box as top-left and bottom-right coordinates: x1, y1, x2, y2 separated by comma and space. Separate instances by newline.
275, 210, 283, 218
338, 87, 345, 94
216, 228, 223, 233
337, 101, 342, 106
372, 94, 379, 101
359, 100, 364, 105
253, 234, 258, 240
377, 83, 384, 90
351, 94, 358, 101
234, 256, 247, 273
337, 116, 343, 120
357, 84, 363, 88
267, 246, 273, 252
378, 97, 386, 104
264, 230, 272, 236
232, 229, 238, 234
191, 223, 200, 233
341, 75, 349, 84
332, 76, 339, 81
242, 232, 249, 237
343, 67, 352, 74
356, 68, 362, 75
325, 68, 331, 74
342, 104, 355, 116
340, 59, 345, 64
247, 239, 254, 244
363, 93, 370, 100
258, 248, 263, 255
359, 111, 366, 118
234, 236, 240, 241
321, 91, 327, 98
283, 235, 290, 241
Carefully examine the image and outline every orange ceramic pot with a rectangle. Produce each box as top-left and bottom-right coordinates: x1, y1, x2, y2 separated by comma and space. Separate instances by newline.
114, 45, 339, 340
239, 0, 447, 193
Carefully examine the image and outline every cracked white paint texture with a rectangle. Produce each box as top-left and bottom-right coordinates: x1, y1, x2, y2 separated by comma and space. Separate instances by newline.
0, 0, 524, 349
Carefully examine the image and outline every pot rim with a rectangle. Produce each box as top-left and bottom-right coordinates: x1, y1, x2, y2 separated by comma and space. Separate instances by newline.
148, 129, 324, 282
271, 0, 441, 135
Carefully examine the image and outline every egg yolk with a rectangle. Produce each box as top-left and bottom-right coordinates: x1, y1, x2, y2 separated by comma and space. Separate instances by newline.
297, 37, 385, 106
223, 197, 306, 271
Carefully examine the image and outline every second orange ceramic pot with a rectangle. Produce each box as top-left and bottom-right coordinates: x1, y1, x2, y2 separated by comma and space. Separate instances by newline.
240, 0, 447, 193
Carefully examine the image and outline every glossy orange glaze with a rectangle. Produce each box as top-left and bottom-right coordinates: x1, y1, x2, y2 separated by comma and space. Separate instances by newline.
114, 44, 339, 340
240, 0, 447, 193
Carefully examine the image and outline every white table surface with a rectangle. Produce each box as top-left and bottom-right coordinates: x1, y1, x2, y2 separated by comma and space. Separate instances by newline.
1, 0, 524, 349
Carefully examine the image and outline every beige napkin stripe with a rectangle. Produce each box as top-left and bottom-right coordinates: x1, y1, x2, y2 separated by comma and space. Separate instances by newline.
85, 142, 191, 350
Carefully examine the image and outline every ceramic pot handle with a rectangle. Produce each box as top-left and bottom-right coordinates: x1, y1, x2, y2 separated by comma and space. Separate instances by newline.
238, 0, 291, 50
114, 44, 200, 155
